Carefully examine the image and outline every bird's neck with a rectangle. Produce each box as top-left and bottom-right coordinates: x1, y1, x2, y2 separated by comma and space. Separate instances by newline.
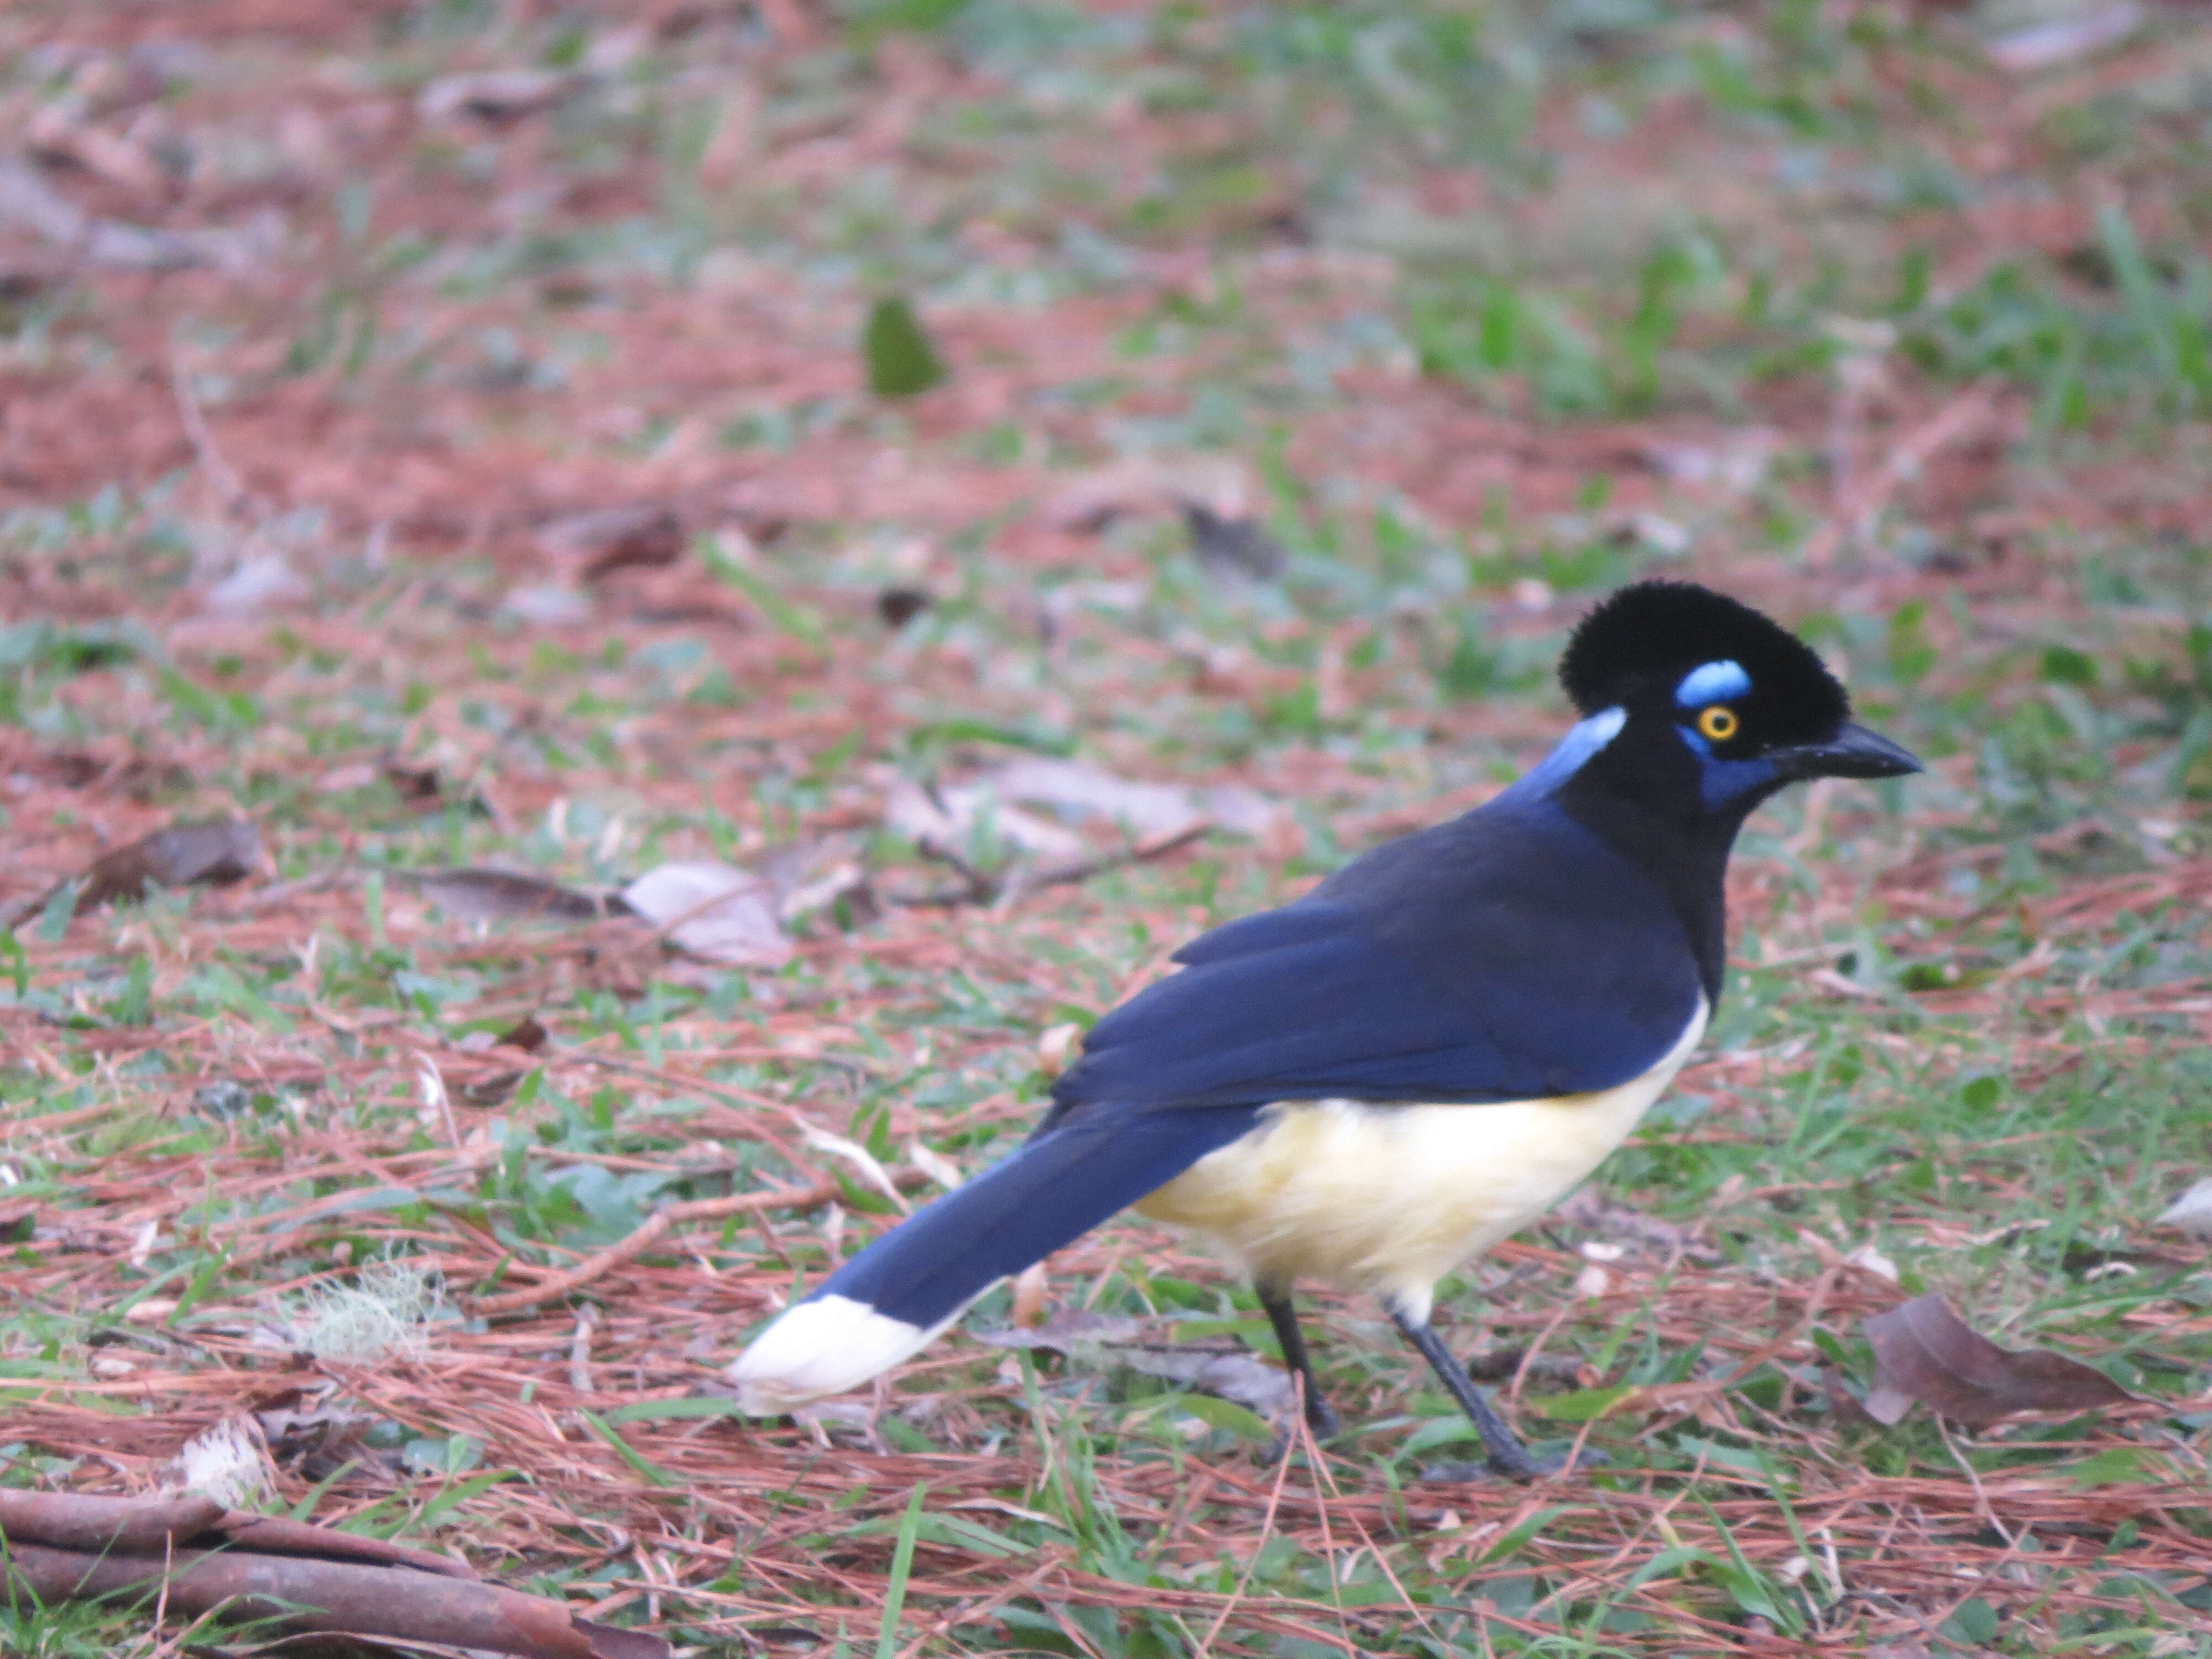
1556, 758, 1756, 1002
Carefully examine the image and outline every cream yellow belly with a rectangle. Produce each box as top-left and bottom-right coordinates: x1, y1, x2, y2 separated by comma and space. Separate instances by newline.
1133, 1005, 1706, 1321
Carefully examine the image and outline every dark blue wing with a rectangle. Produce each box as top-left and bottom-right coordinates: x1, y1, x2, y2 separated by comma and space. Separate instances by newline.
1051, 794, 1702, 1116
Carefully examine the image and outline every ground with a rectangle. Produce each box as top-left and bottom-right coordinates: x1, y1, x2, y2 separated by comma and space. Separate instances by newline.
4, 0, 2212, 1654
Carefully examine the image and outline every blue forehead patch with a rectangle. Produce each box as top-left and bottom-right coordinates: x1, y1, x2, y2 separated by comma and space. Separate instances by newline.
1675, 659, 1750, 707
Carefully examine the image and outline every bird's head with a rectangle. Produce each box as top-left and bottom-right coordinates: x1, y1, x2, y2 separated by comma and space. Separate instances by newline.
1553, 580, 1920, 821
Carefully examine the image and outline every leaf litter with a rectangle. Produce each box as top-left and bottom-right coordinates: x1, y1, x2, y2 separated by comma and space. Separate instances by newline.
5, 1, 2212, 1654
1859, 1293, 2139, 1427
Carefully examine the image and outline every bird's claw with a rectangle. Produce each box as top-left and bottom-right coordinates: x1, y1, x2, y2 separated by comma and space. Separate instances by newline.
1419, 1444, 1610, 1484
1261, 1400, 1344, 1463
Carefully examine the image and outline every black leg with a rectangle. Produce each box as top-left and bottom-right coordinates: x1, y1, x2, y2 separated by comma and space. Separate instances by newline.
1258, 1282, 1340, 1440
1387, 1300, 1561, 1481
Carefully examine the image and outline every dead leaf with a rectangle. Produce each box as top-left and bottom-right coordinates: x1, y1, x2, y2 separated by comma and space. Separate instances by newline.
382, 757, 446, 804
1860, 1293, 2137, 1426
1845, 1241, 1900, 1283
896, 760, 1281, 875
539, 504, 685, 581
878, 585, 932, 627
985, 756, 1282, 843
73, 816, 263, 909
503, 583, 594, 625
26, 103, 166, 195
1182, 501, 1286, 583
418, 69, 576, 122
1042, 456, 1251, 532
980, 1312, 1294, 1418
403, 868, 609, 924
495, 1015, 549, 1053
1036, 1021, 1081, 1077
1553, 1188, 1714, 1260
0, 254, 62, 305
169, 1415, 278, 1509
1986, 1, 2142, 73
202, 554, 307, 617
1820, 1364, 1884, 1430
621, 860, 793, 966
884, 776, 1089, 865
800, 1124, 908, 1211
460, 1070, 526, 1108
375, 753, 489, 817
0, 159, 282, 272
2153, 1176, 2212, 1238
1009, 1261, 1050, 1328
885, 766, 1233, 907
904, 1139, 964, 1191
755, 837, 877, 928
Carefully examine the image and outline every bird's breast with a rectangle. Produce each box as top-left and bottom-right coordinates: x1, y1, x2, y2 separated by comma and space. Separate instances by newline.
1133, 1004, 1706, 1319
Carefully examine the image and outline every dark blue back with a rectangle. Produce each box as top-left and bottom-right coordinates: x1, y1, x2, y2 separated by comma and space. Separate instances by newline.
1052, 792, 1701, 1118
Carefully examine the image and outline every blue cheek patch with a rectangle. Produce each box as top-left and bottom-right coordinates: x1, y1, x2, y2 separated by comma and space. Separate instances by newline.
1676, 727, 1777, 808
1676, 660, 1750, 707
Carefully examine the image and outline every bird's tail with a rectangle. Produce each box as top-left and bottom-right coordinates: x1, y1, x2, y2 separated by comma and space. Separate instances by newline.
729, 1104, 1256, 1413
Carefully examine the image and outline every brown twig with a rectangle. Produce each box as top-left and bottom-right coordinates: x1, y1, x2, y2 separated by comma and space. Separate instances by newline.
468, 1170, 928, 1316
1802, 384, 1999, 566
0, 1490, 659, 1658
168, 345, 255, 521
899, 821, 1213, 909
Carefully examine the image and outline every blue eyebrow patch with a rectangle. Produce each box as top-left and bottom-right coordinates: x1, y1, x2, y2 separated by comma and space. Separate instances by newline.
1675, 659, 1750, 707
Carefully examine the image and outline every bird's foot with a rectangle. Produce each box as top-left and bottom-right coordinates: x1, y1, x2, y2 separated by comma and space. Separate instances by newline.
1261, 1400, 1344, 1464
1419, 1444, 1610, 1484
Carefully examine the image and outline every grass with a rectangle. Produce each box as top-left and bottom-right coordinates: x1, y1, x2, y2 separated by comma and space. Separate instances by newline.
3, 0, 2212, 1653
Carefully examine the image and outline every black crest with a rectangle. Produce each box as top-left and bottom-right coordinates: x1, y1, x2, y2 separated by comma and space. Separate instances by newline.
1560, 580, 1850, 742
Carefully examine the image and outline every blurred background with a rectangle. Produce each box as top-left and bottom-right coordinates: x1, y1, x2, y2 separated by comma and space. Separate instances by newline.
7, 2, 2212, 1654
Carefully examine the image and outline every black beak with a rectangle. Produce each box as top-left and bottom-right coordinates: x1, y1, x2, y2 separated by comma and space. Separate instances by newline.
1777, 722, 1922, 781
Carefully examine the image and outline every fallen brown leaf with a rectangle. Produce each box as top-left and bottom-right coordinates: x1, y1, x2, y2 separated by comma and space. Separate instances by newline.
495, 1014, 549, 1053
1042, 456, 1251, 532
1182, 500, 1286, 583
885, 775, 1088, 866
418, 68, 577, 123
755, 836, 877, 928
985, 757, 1281, 842
540, 504, 686, 581
402, 867, 611, 923
979, 1312, 1295, 1419
71, 816, 263, 909
1861, 1293, 2137, 1426
621, 860, 794, 966
877, 585, 932, 627
0, 159, 283, 271
1986, 1, 2142, 73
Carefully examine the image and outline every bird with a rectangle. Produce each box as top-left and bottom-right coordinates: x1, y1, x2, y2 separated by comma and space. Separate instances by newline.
730, 580, 1920, 1478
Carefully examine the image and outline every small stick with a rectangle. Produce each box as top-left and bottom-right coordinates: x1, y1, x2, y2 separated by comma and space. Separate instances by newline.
568, 1305, 598, 1395
1802, 384, 1996, 566
168, 345, 253, 521
468, 1170, 927, 1316
899, 821, 1212, 910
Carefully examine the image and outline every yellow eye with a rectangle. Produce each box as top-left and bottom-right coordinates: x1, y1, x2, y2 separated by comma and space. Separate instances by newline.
1697, 705, 1739, 743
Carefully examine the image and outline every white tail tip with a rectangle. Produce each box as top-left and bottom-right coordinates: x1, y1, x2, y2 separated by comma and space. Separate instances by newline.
728, 1294, 933, 1415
